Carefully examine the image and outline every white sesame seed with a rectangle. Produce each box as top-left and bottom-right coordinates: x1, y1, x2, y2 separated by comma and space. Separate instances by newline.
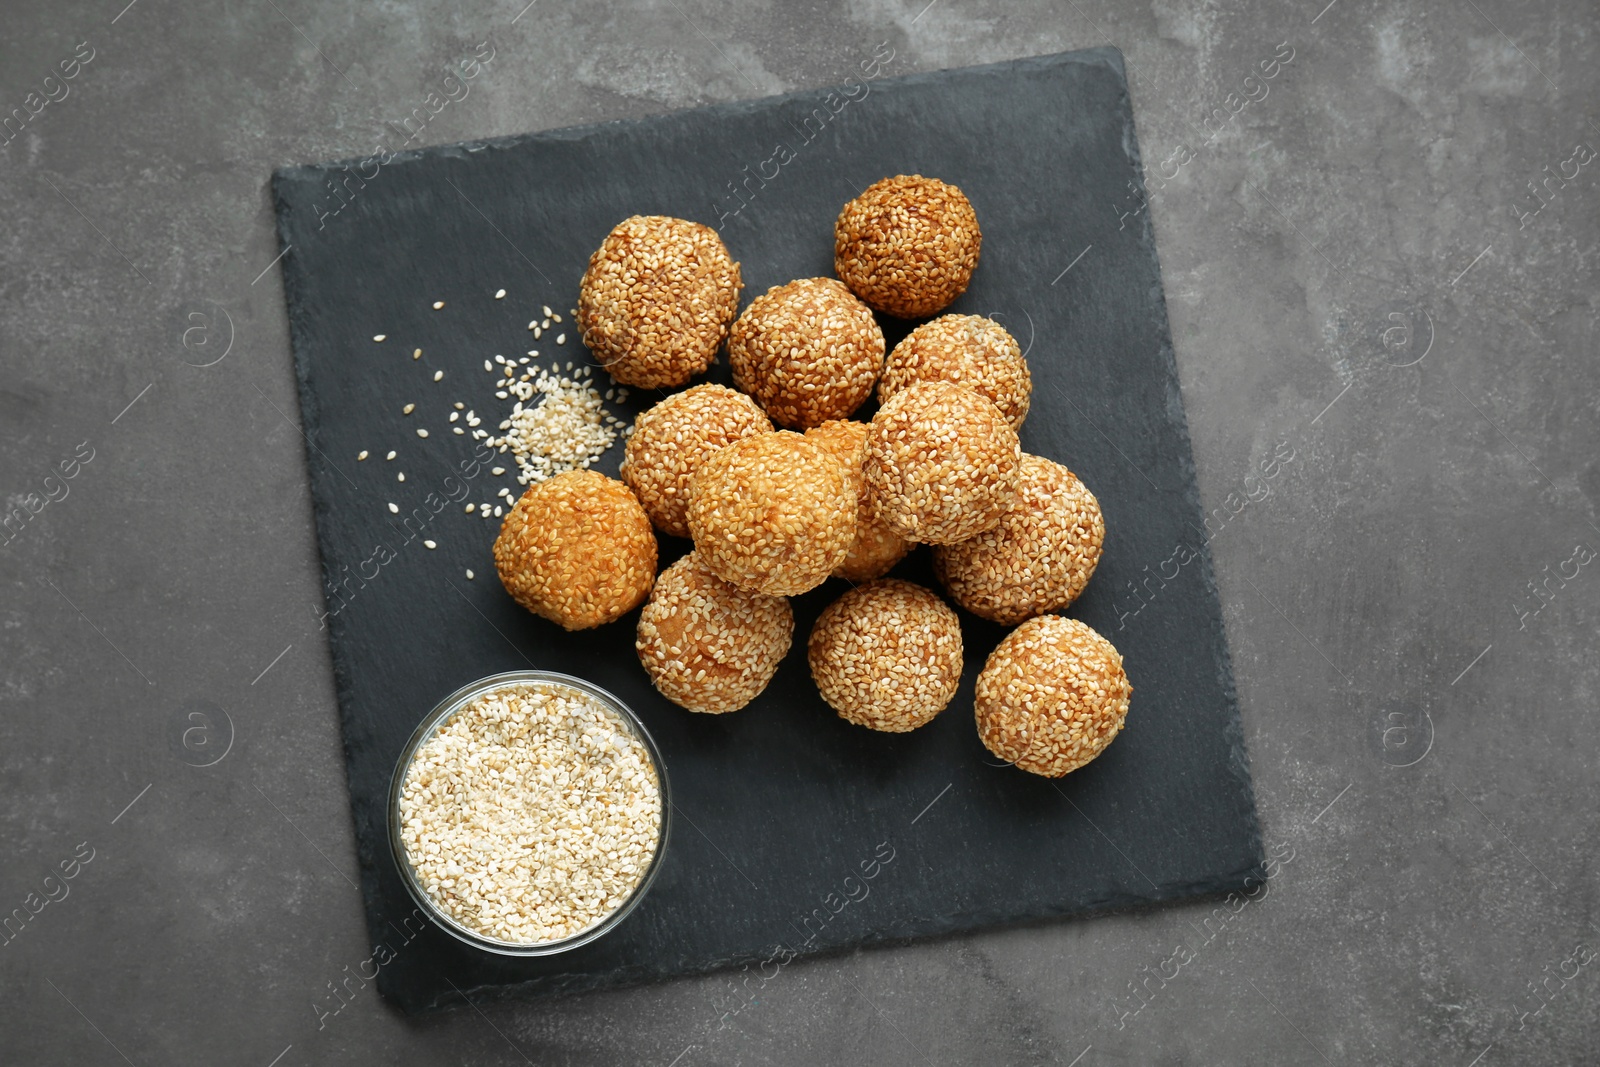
495, 390, 509, 399
432, 301, 445, 310
417, 428, 429, 438
491, 466, 506, 476
373, 334, 386, 342
449, 412, 459, 423
551, 312, 562, 323
542, 305, 552, 317
398, 472, 406, 482
466, 503, 476, 513
556, 333, 566, 345
533, 326, 542, 339
403, 403, 415, 415
424, 539, 437, 549
454, 402, 464, 410
433, 370, 444, 382
484, 360, 494, 372
413, 348, 422, 360
386, 450, 397, 461
495, 290, 506, 299
388, 502, 400, 514
528, 320, 538, 330
465, 568, 475, 579
358, 450, 369, 460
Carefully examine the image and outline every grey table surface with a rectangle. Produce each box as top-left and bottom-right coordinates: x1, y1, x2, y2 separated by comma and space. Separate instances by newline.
2, 1, 1596, 1064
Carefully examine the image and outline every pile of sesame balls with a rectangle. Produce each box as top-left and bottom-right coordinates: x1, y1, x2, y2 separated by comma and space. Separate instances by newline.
492, 176, 1131, 779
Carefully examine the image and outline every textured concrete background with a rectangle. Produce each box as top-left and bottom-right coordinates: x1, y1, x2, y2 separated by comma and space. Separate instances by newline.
2, 0, 1596, 1064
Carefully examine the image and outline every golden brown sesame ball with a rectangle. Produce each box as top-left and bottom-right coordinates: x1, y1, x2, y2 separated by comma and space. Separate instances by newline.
834, 175, 982, 319
687, 431, 854, 596
493, 470, 657, 630
577, 215, 742, 389
863, 380, 1021, 545
636, 553, 794, 714
879, 315, 1031, 429
934, 456, 1104, 625
808, 579, 963, 732
975, 616, 1131, 777
620, 385, 774, 539
727, 278, 885, 430
805, 420, 914, 582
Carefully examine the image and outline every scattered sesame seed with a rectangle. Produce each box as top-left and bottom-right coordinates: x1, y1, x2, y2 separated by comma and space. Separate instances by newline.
533, 326, 542, 339
386, 450, 397, 461
542, 305, 553, 317
398, 472, 406, 482
556, 333, 566, 344
454, 427, 464, 434
494, 505, 503, 517
358, 450, 369, 460
484, 360, 494, 372
424, 539, 437, 549
454, 402, 465, 410
551, 313, 562, 323
496, 390, 509, 399
449, 412, 459, 423
466, 504, 476, 513
528, 320, 538, 330
491, 467, 506, 476
373, 334, 386, 342
417, 428, 429, 438
432, 301, 445, 310
495, 289, 506, 299
465, 568, 475, 579
433, 370, 444, 382
413, 348, 423, 360
403, 403, 415, 415
542, 318, 551, 330
388, 502, 400, 514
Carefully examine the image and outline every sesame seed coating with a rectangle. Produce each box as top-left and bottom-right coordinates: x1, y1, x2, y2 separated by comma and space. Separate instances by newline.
687, 431, 855, 596
577, 215, 742, 390
493, 470, 658, 630
398, 681, 662, 944
975, 616, 1131, 777
636, 553, 794, 714
834, 175, 982, 319
805, 419, 913, 582
879, 314, 1032, 430
934, 455, 1105, 625
621, 385, 774, 538
863, 380, 1021, 545
808, 579, 963, 732
727, 278, 885, 430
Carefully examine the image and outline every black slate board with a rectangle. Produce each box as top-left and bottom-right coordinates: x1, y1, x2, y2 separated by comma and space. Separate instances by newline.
272, 47, 1262, 1015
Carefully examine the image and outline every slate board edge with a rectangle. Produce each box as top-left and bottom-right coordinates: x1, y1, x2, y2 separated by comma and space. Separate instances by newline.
268, 45, 1266, 1014
435, 855, 1266, 1014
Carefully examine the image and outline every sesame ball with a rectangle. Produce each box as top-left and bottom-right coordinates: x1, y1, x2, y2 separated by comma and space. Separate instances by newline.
687, 431, 855, 596
636, 553, 794, 714
493, 470, 657, 630
577, 215, 742, 389
975, 616, 1131, 777
805, 420, 913, 582
863, 380, 1021, 545
834, 175, 982, 318
808, 579, 963, 732
727, 278, 885, 429
621, 385, 774, 539
879, 314, 1031, 429
934, 456, 1104, 625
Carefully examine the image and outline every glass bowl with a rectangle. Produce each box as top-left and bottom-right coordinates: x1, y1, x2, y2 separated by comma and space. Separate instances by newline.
387, 669, 671, 956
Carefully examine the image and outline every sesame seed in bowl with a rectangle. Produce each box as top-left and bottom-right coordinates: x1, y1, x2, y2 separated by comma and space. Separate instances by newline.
388, 671, 670, 956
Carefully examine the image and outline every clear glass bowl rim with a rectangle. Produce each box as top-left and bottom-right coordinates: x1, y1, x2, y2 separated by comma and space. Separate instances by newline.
386, 668, 672, 957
